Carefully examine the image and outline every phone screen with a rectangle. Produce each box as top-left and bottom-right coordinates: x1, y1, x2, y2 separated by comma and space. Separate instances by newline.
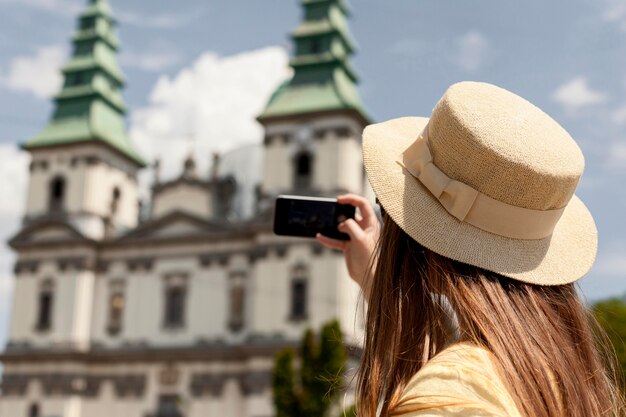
274, 196, 355, 240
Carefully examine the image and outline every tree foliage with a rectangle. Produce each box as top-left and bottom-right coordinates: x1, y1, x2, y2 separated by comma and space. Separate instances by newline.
594, 298, 626, 381
272, 320, 348, 417
273, 349, 299, 417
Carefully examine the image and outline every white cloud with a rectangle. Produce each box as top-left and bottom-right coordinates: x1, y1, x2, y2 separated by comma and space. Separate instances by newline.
600, 0, 626, 30
0, 268, 15, 348
0, 144, 29, 349
454, 30, 490, 72
120, 50, 182, 72
551, 77, 608, 112
0, 264, 15, 356
0, 44, 66, 99
0, 145, 28, 219
129, 46, 290, 184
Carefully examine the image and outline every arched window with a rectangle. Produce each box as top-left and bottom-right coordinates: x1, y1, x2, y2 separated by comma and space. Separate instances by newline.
294, 151, 313, 189
163, 276, 187, 329
291, 281, 307, 319
49, 176, 66, 212
36, 280, 54, 331
28, 403, 40, 417
290, 264, 308, 321
228, 272, 247, 332
107, 290, 125, 336
164, 287, 185, 328
110, 187, 121, 216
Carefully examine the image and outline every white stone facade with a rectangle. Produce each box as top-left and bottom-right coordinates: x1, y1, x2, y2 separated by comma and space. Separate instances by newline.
0, 110, 371, 417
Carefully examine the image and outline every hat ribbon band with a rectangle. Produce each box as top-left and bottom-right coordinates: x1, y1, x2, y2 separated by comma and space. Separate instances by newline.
396, 130, 566, 240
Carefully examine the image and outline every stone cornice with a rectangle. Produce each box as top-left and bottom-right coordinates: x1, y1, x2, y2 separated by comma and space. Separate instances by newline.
264, 125, 359, 145
258, 108, 369, 130
190, 371, 271, 397
10, 218, 270, 255
1, 338, 361, 364
1, 372, 146, 398
0, 340, 299, 364
24, 140, 144, 171
12, 240, 335, 279
0, 369, 273, 399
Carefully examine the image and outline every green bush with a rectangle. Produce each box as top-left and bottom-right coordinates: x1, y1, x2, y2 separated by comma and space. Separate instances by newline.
594, 298, 626, 382
272, 320, 349, 417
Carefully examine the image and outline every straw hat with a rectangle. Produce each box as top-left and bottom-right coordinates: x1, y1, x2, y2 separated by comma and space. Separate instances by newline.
363, 81, 597, 285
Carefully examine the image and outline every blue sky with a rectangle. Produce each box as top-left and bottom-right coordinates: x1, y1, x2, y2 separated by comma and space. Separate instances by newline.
0, 0, 625, 347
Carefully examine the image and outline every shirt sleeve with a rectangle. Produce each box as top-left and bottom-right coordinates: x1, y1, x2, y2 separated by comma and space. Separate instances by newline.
393, 344, 522, 417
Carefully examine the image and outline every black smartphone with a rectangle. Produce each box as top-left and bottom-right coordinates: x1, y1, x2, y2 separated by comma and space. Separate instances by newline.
273, 195, 356, 240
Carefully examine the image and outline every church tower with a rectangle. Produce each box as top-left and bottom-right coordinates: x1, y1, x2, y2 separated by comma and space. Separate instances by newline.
5, 0, 143, 358
22, 0, 145, 240
257, 0, 370, 204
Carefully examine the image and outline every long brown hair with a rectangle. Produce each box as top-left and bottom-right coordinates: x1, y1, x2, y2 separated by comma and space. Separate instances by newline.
357, 212, 625, 417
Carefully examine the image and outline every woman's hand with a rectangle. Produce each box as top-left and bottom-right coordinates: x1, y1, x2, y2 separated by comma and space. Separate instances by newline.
315, 193, 381, 300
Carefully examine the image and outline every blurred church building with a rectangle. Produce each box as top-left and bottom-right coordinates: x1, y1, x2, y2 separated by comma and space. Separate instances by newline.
0, 0, 372, 416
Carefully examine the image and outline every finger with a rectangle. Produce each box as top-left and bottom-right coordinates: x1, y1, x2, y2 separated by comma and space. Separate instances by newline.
338, 218, 366, 242
337, 194, 377, 228
353, 213, 368, 229
316, 233, 346, 251
337, 212, 363, 226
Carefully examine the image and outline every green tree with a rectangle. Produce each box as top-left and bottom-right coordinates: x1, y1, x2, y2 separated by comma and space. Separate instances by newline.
273, 349, 299, 417
318, 321, 347, 409
273, 320, 349, 417
594, 298, 626, 381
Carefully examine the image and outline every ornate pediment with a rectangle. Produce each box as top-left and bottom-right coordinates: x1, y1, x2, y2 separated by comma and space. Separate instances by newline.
9, 218, 92, 249
118, 210, 233, 242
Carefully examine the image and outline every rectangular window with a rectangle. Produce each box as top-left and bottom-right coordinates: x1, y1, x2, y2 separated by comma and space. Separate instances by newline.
73, 44, 94, 57
36, 290, 53, 331
71, 72, 85, 86
164, 286, 186, 328
291, 280, 308, 320
49, 177, 66, 212
229, 286, 245, 331
294, 151, 312, 190
309, 39, 322, 54
228, 272, 247, 332
79, 17, 95, 30
107, 292, 124, 336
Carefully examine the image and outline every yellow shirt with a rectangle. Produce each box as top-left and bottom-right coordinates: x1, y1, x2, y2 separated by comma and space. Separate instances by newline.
395, 342, 523, 417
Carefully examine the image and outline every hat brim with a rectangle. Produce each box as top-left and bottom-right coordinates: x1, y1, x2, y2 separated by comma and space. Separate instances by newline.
363, 117, 598, 285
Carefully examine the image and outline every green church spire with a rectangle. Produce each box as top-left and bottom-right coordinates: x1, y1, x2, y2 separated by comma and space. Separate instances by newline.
258, 0, 370, 123
24, 0, 145, 166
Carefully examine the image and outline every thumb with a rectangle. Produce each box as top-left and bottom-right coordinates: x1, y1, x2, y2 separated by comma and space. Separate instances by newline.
338, 218, 365, 242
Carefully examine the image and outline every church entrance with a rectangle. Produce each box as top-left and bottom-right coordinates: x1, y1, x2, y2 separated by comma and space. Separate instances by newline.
151, 394, 184, 417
